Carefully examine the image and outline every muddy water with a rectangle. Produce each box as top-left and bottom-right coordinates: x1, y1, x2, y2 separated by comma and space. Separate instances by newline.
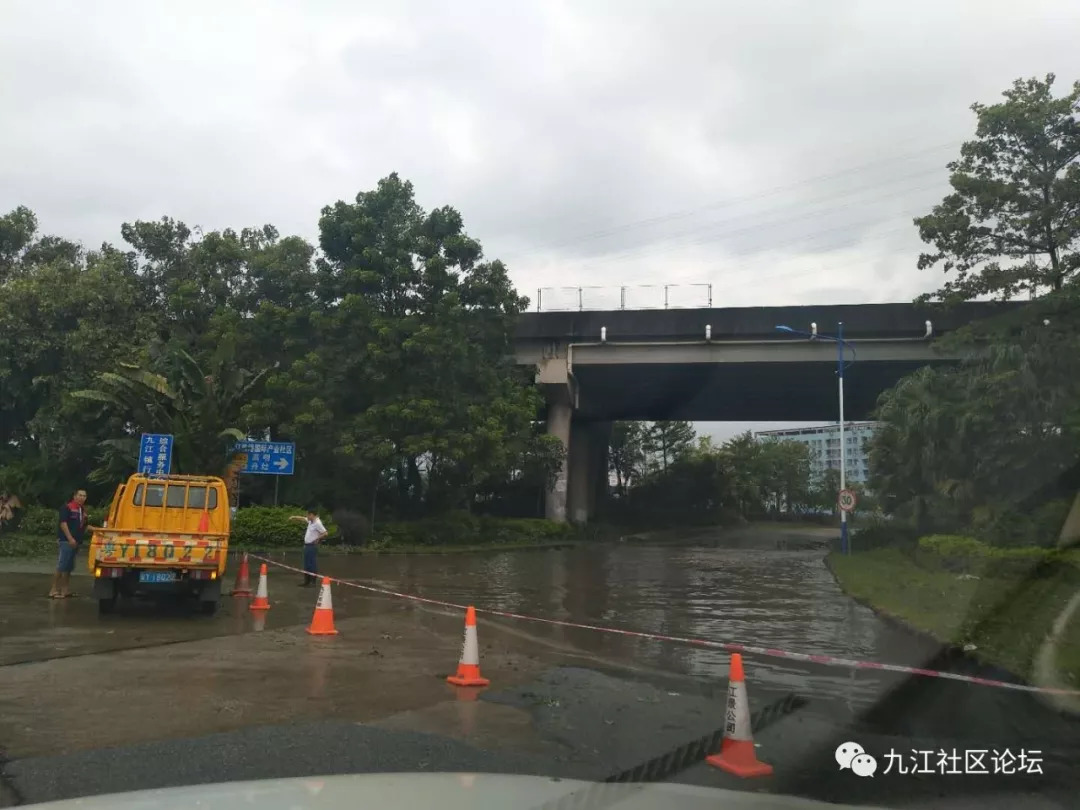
299, 542, 937, 712
1, 540, 937, 714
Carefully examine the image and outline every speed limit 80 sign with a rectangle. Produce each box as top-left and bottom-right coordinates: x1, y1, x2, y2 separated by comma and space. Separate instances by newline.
838, 489, 858, 512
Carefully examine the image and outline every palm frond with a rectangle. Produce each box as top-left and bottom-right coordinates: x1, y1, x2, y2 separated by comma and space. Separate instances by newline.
69, 389, 121, 405
116, 367, 176, 399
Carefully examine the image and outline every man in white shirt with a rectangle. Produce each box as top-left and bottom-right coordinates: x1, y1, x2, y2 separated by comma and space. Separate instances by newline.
289, 508, 327, 586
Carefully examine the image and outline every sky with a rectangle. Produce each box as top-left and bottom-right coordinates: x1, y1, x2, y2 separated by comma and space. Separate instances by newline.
4, 0, 1080, 441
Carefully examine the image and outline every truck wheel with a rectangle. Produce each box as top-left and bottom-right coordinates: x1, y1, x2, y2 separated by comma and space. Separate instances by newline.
197, 580, 222, 616
95, 579, 118, 615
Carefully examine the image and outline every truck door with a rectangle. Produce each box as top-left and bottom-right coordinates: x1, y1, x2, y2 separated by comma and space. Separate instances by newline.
106, 483, 125, 528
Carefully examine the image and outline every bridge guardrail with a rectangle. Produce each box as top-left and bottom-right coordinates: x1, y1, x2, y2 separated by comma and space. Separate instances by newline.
535, 284, 713, 312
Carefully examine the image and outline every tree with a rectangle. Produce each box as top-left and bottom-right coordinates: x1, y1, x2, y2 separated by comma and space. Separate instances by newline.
306, 174, 543, 515
70, 345, 274, 480
0, 206, 43, 280
869, 75, 1080, 545
642, 421, 695, 473
608, 422, 648, 496
915, 74, 1080, 303
0, 212, 154, 503
869, 316, 1080, 538
759, 439, 812, 513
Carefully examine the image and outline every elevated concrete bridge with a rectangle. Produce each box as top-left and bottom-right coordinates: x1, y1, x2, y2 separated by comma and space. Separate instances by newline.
513, 301, 1018, 524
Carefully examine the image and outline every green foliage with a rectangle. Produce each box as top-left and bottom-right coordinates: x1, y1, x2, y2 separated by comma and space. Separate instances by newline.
230, 506, 339, 548
15, 505, 63, 536
969, 498, 1075, 548
871, 75, 1080, 547
850, 515, 919, 552
2, 174, 552, 519
5, 504, 106, 536
716, 431, 812, 517
915, 74, 1080, 303
608, 421, 648, 496
641, 421, 695, 473
0, 533, 55, 558
606, 426, 813, 526
915, 534, 1080, 579
370, 512, 572, 549
71, 345, 273, 481
830, 547, 1080, 680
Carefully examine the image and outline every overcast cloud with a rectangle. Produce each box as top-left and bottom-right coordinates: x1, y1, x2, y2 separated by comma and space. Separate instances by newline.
4, 0, 1080, 439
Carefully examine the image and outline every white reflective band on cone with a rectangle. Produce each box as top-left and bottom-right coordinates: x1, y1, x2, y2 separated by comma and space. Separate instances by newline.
317, 582, 332, 610
255, 573, 268, 599
461, 625, 480, 665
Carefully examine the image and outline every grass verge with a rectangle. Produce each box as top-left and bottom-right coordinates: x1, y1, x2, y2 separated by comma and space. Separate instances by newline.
1057, 598, 1080, 689
829, 548, 1080, 684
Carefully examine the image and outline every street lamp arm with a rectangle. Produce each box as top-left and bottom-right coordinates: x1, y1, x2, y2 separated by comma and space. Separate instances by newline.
774, 325, 856, 366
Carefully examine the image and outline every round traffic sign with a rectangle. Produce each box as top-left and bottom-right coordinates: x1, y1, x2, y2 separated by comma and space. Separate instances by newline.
838, 489, 857, 512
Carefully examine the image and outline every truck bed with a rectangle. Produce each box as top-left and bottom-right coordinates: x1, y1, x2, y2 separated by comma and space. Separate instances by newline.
90, 528, 226, 568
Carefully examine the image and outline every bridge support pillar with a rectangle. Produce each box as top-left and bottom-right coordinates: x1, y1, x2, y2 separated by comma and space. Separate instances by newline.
544, 395, 572, 523
568, 420, 612, 525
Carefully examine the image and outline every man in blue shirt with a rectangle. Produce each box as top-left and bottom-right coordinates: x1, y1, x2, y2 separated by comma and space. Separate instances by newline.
50, 488, 88, 599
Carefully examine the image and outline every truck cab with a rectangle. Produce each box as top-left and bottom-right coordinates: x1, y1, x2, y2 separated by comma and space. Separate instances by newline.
88, 474, 231, 615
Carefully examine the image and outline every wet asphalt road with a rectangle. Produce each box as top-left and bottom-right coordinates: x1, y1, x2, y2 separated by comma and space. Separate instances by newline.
2, 532, 1079, 808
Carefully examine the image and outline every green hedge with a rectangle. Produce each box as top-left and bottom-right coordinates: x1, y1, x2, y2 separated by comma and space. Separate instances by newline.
1, 504, 574, 553
369, 511, 573, 549
0, 533, 55, 557
230, 506, 339, 547
850, 516, 919, 552
916, 534, 1080, 579
6, 504, 107, 536
229, 507, 571, 549
969, 498, 1074, 547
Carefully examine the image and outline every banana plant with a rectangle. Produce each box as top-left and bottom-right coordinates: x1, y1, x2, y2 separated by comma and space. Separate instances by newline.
71, 345, 276, 480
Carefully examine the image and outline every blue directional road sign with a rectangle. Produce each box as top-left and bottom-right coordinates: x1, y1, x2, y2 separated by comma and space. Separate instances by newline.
138, 433, 174, 475
233, 440, 295, 476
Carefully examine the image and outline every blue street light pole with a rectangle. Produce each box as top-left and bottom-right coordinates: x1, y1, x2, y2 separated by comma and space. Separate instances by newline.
776, 322, 855, 554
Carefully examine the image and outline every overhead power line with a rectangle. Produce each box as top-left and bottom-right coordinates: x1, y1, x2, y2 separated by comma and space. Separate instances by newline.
510, 139, 959, 256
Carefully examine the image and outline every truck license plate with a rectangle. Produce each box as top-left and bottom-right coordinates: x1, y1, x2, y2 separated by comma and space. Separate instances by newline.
139, 571, 176, 583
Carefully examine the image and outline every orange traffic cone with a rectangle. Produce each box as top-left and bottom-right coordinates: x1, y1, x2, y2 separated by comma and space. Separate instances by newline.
706, 653, 773, 777
231, 552, 252, 596
249, 563, 271, 611
306, 578, 339, 636
197, 510, 210, 532
446, 606, 490, 687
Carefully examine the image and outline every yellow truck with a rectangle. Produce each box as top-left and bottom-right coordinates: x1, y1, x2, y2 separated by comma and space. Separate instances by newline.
88, 473, 231, 615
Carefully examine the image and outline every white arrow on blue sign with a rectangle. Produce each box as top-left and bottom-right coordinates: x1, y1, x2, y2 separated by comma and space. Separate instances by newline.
233, 440, 295, 476
138, 433, 174, 476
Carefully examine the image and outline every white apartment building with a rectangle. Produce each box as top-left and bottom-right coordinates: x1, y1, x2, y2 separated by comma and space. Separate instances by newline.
754, 422, 878, 488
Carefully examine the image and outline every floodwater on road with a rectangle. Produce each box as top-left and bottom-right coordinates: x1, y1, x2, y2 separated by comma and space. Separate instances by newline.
290, 540, 936, 715
5, 530, 1080, 808
1, 536, 936, 716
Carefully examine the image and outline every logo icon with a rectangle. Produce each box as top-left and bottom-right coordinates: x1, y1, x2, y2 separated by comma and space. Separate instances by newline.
836, 742, 877, 777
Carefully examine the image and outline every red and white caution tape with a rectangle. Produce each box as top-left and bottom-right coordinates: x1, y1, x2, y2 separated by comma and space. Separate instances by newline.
248, 554, 1080, 697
